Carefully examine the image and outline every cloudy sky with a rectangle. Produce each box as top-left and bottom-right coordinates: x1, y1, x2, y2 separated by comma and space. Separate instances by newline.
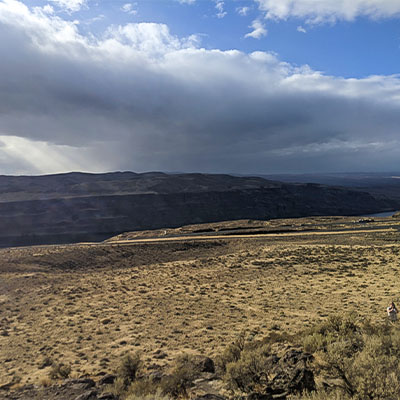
0, 0, 399, 175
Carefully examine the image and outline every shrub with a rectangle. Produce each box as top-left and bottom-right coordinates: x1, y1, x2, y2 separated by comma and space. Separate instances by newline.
125, 378, 156, 398
302, 313, 360, 354
326, 331, 400, 399
117, 352, 143, 388
111, 353, 200, 399
38, 356, 53, 370
160, 372, 191, 398
125, 388, 170, 400
48, 363, 71, 380
107, 377, 127, 397
289, 388, 351, 400
39, 377, 52, 387
221, 314, 400, 399
159, 356, 199, 398
302, 313, 400, 399
224, 344, 271, 393
216, 332, 246, 373
303, 332, 327, 354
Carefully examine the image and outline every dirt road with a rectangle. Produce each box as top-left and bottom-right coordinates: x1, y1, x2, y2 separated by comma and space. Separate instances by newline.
105, 227, 397, 245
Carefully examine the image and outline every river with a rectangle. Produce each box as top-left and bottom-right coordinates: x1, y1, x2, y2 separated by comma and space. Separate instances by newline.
362, 210, 398, 218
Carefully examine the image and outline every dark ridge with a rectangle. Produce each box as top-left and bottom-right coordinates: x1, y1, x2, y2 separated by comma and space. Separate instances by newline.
0, 172, 398, 247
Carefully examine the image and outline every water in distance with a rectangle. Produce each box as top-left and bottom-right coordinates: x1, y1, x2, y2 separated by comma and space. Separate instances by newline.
362, 210, 398, 218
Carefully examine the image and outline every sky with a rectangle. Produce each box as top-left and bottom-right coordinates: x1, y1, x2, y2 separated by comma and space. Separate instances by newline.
0, 0, 399, 175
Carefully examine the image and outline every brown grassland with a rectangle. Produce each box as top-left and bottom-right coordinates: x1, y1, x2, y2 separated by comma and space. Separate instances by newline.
1, 215, 400, 394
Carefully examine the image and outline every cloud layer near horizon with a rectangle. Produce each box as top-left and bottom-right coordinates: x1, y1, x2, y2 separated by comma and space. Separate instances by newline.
257, 0, 400, 23
0, 0, 400, 175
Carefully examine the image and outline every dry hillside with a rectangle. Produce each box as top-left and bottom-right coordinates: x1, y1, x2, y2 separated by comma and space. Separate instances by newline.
1, 215, 400, 395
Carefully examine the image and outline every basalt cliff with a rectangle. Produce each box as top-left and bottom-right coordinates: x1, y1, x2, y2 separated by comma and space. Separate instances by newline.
0, 171, 397, 247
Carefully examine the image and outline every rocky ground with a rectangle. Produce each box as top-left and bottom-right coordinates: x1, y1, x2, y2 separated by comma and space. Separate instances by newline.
2, 346, 315, 400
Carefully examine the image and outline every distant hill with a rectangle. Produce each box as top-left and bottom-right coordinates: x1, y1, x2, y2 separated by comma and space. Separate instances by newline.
0, 172, 281, 202
0, 171, 398, 247
259, 172, 400, 201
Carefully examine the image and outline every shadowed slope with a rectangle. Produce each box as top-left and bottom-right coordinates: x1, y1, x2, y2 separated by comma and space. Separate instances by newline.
0, 172, 397, 247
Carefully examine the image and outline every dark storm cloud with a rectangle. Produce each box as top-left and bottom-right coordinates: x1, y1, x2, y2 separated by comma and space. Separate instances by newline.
0, 0, 400, 174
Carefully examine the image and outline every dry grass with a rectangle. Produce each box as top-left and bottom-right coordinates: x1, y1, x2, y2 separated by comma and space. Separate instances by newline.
1, 216, 400, 386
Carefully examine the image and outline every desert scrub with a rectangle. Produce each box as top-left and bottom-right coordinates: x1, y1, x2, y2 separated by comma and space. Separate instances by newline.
289, 388, 351, 400
125, 389, 170, 400
38, 356, 53, 370
302, 313, 360, 354
219, 331, 292, 394
117, 352, 143, 388
125, 378, 157, 398
224, 343, 272, 393
159, 354, 202, 398
301, 313, 400, 399
48, 363, 71, 380
107, 352, 143, 398
108, 377, 127, 398
39, 377, 52, 387
221, 314, 400, 399
109, 352, 199, 399
216, 332, 246, 373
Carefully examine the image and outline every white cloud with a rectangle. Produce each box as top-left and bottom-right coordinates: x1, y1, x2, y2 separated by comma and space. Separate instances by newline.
176, 0, 196, 4
297, 25, 306, 33
1, 0, 400, 174
215, 1, 227, 18
121, 3, 137, 15
255, 0, 400, 23
237, 6, 250, 16
42, 4, 54, 14
86, 14, 105, 24
105, 22, 199, 56
49, 0, 87, 13
245, 19, 267, 39
0, 0, 85, 51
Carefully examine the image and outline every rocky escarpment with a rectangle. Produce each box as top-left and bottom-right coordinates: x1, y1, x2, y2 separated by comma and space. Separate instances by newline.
0, 172, 397, 247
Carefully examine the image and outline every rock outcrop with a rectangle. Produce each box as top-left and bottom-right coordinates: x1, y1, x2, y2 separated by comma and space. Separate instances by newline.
0, 379, 117, 400
245, 348, 315, 400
